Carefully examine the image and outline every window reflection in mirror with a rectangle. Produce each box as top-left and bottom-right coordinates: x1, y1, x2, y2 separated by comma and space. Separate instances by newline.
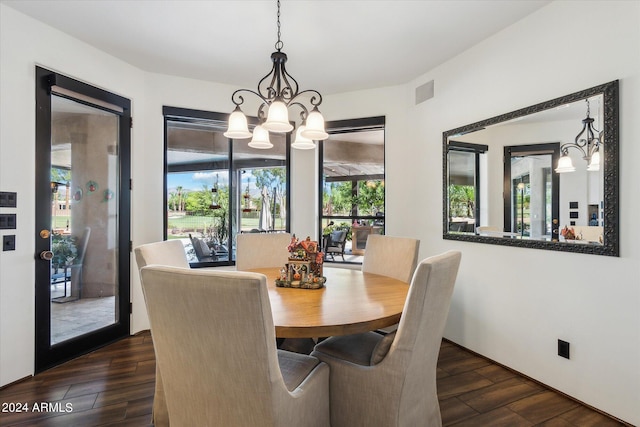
447, 142, 487, 233
443, 80, 618, 256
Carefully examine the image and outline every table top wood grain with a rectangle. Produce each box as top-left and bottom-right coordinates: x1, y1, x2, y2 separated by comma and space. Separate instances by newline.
249, 267, 409, 338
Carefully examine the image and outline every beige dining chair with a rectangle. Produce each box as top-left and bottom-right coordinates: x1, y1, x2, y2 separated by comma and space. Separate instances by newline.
361, 234, 420, 284
236, 232, 319, 353
311, 250, 461, 427
140, 265, 330, 427
133, 239, 190, 426
361, 234, 420, 334
235, 232, 291, 271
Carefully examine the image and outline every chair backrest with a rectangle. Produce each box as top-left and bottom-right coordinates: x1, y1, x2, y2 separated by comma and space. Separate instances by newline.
134, 239, 189, 270
189, 233, 214, 261
329, 230, 347, 247
139, 266, 289, 426
236, 232, 291, 271
361, 234, 420, 283
387, 250, 461, 424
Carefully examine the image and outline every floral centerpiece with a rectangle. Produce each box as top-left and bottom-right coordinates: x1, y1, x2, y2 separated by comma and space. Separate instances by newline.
275, 235, 326, 289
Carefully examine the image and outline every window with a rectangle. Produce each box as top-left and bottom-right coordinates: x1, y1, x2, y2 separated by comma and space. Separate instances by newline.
164, 107, 290, 267
447, 141, 488, 233
319, 117, 385, 264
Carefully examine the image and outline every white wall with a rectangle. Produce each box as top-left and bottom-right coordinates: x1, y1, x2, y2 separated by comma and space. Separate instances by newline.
1, 1, 638, 424
0, 4, 145, 387
401, 1, 639, 424
132, 73, 240, 332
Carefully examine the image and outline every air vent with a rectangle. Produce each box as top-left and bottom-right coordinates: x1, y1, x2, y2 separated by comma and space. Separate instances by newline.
415, 80, 434, 105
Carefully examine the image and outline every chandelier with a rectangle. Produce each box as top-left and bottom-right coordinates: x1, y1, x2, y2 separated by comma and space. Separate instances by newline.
555, 99, 602, 173
224, 0, 328, 150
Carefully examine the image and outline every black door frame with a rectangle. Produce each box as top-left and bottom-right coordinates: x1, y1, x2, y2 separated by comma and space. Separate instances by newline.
35, 66, 131, 373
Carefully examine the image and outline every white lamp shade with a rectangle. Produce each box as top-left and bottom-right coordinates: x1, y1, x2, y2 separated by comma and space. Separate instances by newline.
587, 151, 600, 171
291, 125, 316, 150
300, 109, 328, 140
224, 109, 252, 139
263, 101, 293, 133
555, 155, 575, 173
248, 125, 273, 149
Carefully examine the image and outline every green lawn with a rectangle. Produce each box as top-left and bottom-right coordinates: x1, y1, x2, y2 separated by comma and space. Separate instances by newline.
167, 215, 286, 237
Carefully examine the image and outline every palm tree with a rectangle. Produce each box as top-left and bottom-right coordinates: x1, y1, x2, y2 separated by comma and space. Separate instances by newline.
176, 186, 184, 212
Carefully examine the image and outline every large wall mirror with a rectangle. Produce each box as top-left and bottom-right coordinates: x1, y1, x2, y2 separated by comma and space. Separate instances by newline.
443, 80, 618, 256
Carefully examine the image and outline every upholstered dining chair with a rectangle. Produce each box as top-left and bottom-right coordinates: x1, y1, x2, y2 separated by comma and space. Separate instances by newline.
235, 232, 291, 271
134, 239, 189, 270
236, 232, 318, 353
361, 234, 420, 283
311, 250, 462, 427
140, 266, 330, 427
362, 234, 420, 334
134, 239, 190, 426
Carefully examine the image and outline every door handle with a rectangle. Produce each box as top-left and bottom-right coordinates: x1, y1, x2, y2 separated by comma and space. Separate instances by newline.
40, 250, 54, 261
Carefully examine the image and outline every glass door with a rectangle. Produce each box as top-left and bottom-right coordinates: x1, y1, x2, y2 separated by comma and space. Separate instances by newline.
35, 67, 131, 372
504, 143, 559, 240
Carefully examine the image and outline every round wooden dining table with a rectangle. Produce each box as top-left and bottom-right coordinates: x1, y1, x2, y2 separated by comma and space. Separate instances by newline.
249, 267, 409, 338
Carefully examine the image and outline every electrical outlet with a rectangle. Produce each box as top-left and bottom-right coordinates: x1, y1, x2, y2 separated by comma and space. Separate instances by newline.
558, 339, 570, 359
3, 235, 15, 251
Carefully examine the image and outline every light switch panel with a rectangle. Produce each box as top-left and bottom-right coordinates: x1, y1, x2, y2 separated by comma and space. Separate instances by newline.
0, 192, 17, 207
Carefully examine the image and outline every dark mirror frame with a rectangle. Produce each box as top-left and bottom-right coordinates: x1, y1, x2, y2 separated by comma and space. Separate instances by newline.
442, 80, 619, 256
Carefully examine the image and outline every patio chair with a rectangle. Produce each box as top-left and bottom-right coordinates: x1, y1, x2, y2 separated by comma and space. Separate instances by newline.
189, 233, 217, 262
325, 230, 347, 261
51, 227, 91, 300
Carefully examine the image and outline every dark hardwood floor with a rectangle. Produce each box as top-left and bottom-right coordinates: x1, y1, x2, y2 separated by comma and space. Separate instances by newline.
0, 332, 629, 426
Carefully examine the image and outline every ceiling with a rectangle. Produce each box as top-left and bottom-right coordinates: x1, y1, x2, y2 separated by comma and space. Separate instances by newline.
2, 0, 550, 95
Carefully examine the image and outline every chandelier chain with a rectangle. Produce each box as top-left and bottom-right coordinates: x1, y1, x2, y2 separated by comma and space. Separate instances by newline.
275, 0, 283, 51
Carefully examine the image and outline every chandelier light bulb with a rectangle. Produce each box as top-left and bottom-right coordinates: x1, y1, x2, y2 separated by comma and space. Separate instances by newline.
248, 125, 273, 149
301, 108, 328, 140
263, 100, 293, 133
291, 125, 316, 150
555, 155, 576, 173
587, 150, 600, 171
224, 107, 252, 139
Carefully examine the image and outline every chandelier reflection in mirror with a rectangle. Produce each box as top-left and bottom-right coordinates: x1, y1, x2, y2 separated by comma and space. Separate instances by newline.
555, 99, 602, 173
224, 0, 328, 150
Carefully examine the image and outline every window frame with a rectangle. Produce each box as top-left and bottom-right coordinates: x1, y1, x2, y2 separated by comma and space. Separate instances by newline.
447, 140, 488, 231
163, 106, 291, 267
318, 116, 385, 264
